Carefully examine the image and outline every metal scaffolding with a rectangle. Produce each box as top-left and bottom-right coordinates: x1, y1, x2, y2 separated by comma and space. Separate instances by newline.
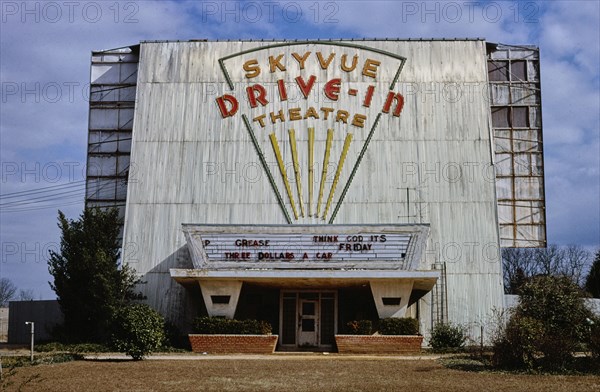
487, 43, 547, 248
85, 45, 139, 241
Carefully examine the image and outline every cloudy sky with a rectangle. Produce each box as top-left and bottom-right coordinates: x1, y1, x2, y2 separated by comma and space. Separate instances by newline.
1, 0, 598, 299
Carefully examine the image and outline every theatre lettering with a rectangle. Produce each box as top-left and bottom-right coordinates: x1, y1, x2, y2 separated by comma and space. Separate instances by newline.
215, 50, 405, 128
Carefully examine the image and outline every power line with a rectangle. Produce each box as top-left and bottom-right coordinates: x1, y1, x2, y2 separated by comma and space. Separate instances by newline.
0, 180, 87, 200
1, 164, 130, 213
0, 200, 86, 213
0, 188, 86, 208
0, 179, 120, 207
1, 162, 130, 200
1, 182, 126, 213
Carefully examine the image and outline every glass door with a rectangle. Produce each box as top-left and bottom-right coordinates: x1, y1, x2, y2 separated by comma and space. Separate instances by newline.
298, 298, 319, 347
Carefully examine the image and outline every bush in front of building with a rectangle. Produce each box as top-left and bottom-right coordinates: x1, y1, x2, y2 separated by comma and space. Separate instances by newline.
345, 320, 373, 335
378, 318, 419, 335
110, 303, 166, 360
491, 316, 543, 369
429, 323, 467, 352
193, 317, 272, 335
492, 275, 595, 370
36, 342, 111, 353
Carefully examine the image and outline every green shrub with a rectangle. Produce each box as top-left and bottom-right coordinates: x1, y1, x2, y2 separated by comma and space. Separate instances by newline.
36, 342, 110, 353
35, 342, 67, 352
429, 323, 467, 352
492, 276, 595, 370
346, 320, 373, 335
378, 318, 419, 335
193, 317, 272, 335
492, 315, 543, 369
110, 304, 166, 360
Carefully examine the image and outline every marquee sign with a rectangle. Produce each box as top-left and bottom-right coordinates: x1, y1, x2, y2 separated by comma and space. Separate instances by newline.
201, 233, 410, 262
215, 42, 407, 224
183, 224, 429, 271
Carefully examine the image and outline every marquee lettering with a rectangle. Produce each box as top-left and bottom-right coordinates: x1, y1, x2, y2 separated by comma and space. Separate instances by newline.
202, 232, 403, 262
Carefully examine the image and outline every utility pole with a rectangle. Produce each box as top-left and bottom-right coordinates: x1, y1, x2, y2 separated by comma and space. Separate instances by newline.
25, 322, 34, 362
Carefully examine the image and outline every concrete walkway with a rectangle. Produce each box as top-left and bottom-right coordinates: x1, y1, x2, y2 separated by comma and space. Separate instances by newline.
0, 344, 445, 361
82, 352, 444, 361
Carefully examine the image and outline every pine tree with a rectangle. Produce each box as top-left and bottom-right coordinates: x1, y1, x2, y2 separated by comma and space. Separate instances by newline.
48, 208, 139, 343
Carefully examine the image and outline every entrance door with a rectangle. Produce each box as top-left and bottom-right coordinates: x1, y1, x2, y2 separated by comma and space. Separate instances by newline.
298, 298, 318, 347
279, 291, 337, 350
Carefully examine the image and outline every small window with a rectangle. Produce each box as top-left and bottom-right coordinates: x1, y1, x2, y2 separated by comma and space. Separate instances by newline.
211, 295, 231, 304
302, 302, 316, 315
492, 107, 510, 128
511, 61, 527, 81
382, 297, 401, 306
512, 107, 529, 127
302, 319, 315, 331
488, 61, 509, 81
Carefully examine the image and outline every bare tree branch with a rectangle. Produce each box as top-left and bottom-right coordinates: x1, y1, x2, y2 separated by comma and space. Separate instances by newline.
502, 244, 592, 293
0, 278, 17, 307
18, 289, 35, 301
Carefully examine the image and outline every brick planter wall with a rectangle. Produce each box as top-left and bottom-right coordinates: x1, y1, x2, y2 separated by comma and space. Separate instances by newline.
335, 335, 423, 354
188, 334, 278, 354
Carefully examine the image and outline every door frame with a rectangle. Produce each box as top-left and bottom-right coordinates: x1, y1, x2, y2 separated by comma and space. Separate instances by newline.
278, 290, 338, 350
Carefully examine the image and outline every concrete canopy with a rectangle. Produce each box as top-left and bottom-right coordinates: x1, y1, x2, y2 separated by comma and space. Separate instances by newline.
170, 224, 439, 318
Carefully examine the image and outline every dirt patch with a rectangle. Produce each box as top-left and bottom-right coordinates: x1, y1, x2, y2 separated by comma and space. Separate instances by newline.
3, 357, 600, 392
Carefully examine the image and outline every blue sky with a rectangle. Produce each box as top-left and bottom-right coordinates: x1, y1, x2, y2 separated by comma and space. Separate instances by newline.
1, 0, 599, 299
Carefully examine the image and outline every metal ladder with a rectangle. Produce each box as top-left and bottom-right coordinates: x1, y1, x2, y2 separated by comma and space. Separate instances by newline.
431, 262, 448, 326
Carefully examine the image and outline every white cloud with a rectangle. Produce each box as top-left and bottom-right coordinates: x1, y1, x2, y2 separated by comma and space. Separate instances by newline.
538, 1, 600, 74
534, 2, 600, 247
541, 60, 599, 145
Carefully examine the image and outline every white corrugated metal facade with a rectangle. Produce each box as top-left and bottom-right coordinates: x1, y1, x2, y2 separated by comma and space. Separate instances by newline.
86, 40, 545, 344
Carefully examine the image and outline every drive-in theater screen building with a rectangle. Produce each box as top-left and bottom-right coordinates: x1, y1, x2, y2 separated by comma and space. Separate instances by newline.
86, 39, 545, 349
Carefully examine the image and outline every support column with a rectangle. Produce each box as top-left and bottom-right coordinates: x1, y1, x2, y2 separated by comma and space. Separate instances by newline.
198, 280, 242, 319
369, 280, 414, 318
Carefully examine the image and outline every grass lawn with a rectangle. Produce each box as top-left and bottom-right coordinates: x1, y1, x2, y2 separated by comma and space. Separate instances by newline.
3, 355, 600, 392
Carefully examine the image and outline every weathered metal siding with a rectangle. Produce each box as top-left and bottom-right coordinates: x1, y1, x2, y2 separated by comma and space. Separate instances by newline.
123, 40, 504, 339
